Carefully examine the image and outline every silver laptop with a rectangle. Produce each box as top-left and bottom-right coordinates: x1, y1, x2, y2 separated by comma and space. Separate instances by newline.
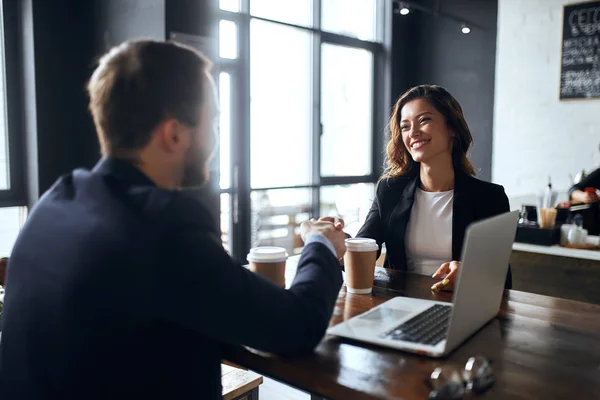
327, 210, 519, 358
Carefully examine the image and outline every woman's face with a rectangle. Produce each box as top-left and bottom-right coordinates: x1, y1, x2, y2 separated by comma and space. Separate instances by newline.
400, 98, 453, 165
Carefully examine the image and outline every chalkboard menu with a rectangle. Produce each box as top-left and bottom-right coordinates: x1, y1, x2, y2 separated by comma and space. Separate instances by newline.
560, 1, 600, 100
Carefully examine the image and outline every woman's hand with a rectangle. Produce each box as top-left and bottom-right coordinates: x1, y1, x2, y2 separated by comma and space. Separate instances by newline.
431, 261, 460, 291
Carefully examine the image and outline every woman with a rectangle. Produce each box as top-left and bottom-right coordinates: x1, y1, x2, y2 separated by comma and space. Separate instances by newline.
356, 85, 511, 291
569, 167, 600, 204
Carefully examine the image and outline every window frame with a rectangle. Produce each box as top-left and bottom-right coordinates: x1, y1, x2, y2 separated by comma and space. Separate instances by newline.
217, 0, 392, 260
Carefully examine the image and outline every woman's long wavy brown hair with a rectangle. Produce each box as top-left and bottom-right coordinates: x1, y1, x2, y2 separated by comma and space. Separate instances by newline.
383, 85, 475, 178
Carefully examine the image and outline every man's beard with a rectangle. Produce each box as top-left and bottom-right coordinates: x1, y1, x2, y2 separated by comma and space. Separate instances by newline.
180, 145, 212, 189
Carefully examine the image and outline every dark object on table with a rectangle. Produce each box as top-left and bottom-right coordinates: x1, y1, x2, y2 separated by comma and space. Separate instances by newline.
570, 202, 600, 236
520, 205, 569, 225
515, 225, 561, 246
555, 207, 570, 224
427, 356, 495, 400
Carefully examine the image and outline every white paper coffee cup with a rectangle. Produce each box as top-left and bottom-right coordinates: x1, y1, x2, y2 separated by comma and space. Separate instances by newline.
247, 247, 288, 286
344, 238, 378, 294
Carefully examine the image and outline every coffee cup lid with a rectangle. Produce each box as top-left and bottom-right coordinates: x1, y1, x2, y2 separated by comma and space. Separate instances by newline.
247, 246, 288, 263
345, 238, 378, 252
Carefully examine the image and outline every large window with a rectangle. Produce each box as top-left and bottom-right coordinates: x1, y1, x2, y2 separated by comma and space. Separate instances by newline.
0, 1, 27, 257
321, 43, 373, 177
0, 2, 12, 192
249, 20, 312, 189
218, 0, 390, 260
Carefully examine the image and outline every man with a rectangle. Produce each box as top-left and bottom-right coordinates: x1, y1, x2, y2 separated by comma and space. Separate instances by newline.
0, 40, 346, 399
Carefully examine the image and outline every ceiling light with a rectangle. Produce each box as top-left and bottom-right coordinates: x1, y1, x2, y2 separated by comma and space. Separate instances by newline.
397, 2, 410, 15
461, 24, 471, 34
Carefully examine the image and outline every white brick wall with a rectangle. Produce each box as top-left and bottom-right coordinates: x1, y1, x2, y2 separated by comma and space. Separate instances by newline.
493, 0, 600, 201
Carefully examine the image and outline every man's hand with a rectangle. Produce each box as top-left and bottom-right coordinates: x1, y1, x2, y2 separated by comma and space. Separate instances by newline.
301, 218, 347, 260
316, 216, 345, 231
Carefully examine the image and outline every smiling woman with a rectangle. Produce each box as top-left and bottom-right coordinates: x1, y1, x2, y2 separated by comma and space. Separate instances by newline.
385, 85, 475, 179
354, 84, 513, 291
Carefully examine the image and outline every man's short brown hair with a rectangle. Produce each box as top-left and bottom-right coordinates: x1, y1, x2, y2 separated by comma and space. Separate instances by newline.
87, 40, 212, 156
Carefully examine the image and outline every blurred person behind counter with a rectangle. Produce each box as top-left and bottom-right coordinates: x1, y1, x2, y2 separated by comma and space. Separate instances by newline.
570, 167, 600, 204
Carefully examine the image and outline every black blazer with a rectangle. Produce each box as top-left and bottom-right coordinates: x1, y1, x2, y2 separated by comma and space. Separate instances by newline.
0, 158, 342, 400
357, 171, 512, 288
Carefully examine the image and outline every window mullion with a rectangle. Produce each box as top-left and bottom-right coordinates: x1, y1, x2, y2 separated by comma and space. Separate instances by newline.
311, 0, 321, 218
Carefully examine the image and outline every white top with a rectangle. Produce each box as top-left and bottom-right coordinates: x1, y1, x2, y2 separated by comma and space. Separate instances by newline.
405, 188, 454, 276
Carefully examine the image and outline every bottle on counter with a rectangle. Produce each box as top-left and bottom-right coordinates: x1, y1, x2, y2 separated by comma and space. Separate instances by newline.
543, 177, 557, 209
567, 215, 588, 246
536, 177, 558, 227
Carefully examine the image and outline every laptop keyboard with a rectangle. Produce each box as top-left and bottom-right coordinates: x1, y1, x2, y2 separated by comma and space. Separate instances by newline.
380, 304, 452, 346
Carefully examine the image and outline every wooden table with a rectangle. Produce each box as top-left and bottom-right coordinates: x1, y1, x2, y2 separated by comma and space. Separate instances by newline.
221, 363, 262, 400
225, 256, 600, 399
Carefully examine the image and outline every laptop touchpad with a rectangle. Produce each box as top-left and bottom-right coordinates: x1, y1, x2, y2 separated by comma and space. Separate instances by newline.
359, 307, 412, 325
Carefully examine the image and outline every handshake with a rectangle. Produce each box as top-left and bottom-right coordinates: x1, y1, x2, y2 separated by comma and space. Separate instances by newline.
300, 217, 347, 260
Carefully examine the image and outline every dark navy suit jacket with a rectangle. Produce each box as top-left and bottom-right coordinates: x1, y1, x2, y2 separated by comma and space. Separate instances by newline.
0, 158, 342, 399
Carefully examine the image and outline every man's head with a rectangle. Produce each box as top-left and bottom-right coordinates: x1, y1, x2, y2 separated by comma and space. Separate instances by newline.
87, 40, 217, 189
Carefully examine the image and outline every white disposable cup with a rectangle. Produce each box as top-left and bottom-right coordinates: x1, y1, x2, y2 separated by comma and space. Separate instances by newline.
247, 247, 288, 286
343, 238, 378, 294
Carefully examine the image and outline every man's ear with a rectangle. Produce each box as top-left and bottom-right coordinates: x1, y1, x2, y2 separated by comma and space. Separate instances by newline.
157, 118, 186, 153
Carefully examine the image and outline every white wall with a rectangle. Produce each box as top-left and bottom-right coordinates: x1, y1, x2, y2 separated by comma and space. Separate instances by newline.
493, 0, 600, 202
